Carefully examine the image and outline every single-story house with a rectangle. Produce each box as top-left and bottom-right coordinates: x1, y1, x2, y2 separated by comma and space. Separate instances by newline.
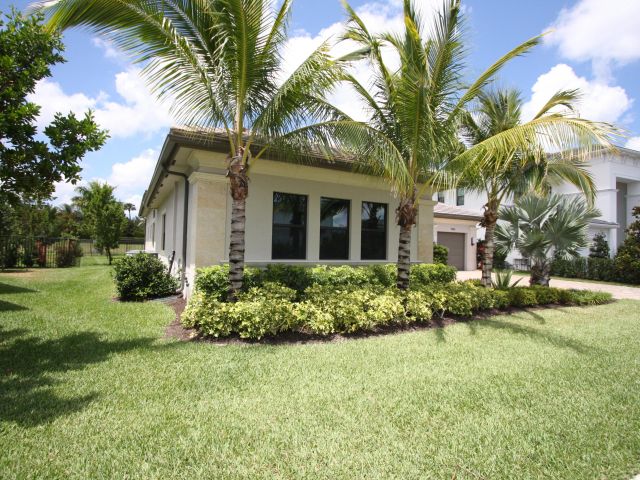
139, 128, 480, 297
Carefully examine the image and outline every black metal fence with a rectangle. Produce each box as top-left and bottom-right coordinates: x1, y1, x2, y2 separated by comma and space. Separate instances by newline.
0, 237, 145, 269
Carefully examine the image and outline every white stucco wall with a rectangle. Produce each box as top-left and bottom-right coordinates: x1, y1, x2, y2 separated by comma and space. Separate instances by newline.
145, 149, 436, 298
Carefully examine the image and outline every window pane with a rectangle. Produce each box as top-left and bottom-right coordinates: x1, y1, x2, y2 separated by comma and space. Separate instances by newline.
320, 197, 349, 260
361, 202, 387, 260
456, 188, 465, 206
272, 192, 307, 259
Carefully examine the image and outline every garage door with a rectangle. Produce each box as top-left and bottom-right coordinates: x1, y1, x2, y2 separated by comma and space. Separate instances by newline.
437, 232, 465, 270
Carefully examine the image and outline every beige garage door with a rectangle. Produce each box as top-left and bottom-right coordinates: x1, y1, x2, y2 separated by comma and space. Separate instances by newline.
437, 232, 465, 270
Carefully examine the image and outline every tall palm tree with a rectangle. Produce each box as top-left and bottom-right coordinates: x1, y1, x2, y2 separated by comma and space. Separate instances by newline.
459, 88, 618, 286
33, 0, 358, 299
123, 202, 136, 220
339, 0, 614, 290
495, 193, 599, 286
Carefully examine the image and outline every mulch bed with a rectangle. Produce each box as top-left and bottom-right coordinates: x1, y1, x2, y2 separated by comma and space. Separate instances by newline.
161, 299, 576, 346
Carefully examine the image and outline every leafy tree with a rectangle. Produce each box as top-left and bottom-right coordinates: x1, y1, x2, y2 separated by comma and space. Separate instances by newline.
614, 206, 640, 284
0, 9, 107, 206
34, 0, 356, 299
75, 182, 125, 264
589, 232, 610, 259
460, 88, 617, 287
340, 0, 614, 289
495, 193, 599, 286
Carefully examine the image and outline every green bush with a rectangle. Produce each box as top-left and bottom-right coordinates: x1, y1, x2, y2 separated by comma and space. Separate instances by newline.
1, 241, 18, 268
113, 254, 178, 301
433, 243, 448, 264
530, 286, 561, 305
551, 256, 619, 283
55, 243, 78, 268
559, 289, 613, 306
508, 287, 539, 307
492, 289, 511, 309
410, 263, 457, 287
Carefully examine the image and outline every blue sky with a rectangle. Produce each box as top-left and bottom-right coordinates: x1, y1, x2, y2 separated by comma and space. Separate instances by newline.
3, 0, 640, 208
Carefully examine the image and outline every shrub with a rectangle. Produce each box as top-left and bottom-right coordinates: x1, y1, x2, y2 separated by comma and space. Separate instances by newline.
589, 232, 610, 259
1, 241, 18, 268
508, 287, 539, 307
55, 244, 78, 268
113, 254, 178, 300
406, 291, 434, 322
410, 263, 457, 287
586, 257, 616, 282
232, 299, 299, 340
559, 289, 613, 306
530, 286, 561, 305
433, 243, 448, 264
309, 265, 374, 288
293, 302, 336, 335
257, 264, 313, 292
492, 289, 511, 309
492, 270, 522, 289
239, 281, 297, 302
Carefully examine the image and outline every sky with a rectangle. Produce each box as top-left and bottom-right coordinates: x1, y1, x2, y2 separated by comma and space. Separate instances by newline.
3, 0, 640, 209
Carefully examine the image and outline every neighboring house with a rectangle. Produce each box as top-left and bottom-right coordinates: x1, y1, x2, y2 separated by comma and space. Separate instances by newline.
433, 203, 482, 271
435, 146, 640, 259
141, 128, 478, 297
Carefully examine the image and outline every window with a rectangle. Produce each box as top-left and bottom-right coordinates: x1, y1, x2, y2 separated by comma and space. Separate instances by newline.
272, 192, 307, 259
361, 202, 387, 260
320, 197, 350, 260
437, 191, 445, 203
151, 222, 155, 245
161, 213, 166, 250
456, 188, 465, 206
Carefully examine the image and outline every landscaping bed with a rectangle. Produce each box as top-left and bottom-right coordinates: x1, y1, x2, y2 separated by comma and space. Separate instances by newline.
182, 264, 613, 340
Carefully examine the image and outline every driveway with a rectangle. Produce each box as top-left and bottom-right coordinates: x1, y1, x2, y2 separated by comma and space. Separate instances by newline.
457, 270, 640, 301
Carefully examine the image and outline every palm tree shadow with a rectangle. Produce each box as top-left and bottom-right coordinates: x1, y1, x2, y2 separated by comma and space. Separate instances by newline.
0, 327, 177, 427
472, 317, 595, 354
0, 299, 29, 312
0, 282, 37, 294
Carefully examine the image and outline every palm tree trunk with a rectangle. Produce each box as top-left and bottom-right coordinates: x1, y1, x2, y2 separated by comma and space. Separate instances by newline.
396, 197, 417, 290
530, 260, 550, 286
227, 152, 249, 301
481, 208, 498, 288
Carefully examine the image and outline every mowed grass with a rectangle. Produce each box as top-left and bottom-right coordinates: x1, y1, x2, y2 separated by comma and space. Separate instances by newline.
1, 260, 640, 479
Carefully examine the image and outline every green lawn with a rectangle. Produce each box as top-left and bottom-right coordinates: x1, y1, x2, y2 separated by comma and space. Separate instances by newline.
1, 260, 640, 479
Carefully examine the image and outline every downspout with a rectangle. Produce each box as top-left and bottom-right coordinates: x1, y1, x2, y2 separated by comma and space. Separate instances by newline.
163, 168, 189, 295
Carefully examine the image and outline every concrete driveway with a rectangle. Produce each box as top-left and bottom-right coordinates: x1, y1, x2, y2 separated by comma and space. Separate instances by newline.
457, 270, 640, 301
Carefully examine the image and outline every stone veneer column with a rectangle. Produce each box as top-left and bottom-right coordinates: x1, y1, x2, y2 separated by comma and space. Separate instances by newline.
417, 198, 436, 263
185, 172, 228, 289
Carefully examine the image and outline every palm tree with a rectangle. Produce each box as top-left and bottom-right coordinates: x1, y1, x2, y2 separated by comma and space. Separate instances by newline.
123, 202, 136, 220
339, 0, 614, 290
33, 0, 357, 299
495, 193, 599, 286
459, 88, 618, 286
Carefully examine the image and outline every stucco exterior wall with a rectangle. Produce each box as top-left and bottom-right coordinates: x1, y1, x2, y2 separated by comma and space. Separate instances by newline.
144, 150, 436, 298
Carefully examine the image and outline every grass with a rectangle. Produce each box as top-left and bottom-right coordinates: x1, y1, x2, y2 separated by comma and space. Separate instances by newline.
513, 270, 640, 288
1, 260, 640, 479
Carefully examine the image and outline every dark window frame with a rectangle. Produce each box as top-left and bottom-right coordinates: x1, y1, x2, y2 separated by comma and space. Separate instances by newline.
161, 213, 166, 250
271, 192, 308, 260
319, 196, 351, 260
361, 201, 388, 261
437, 191, 445, 203
456, 188, 465, 206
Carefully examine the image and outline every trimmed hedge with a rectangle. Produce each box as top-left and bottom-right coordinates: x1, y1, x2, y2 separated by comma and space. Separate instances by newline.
113, 254, 179, 301
183, 274, 613, 339
550, 256, 637, 285
194, 263, 457, 301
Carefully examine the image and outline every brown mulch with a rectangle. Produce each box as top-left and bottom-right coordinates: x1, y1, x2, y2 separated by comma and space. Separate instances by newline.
161, 299, 576, 346
164, 296, 199, 341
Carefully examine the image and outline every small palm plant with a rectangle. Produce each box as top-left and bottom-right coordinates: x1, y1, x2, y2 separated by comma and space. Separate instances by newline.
495, 193, 600, 286
492, 269, 522, 289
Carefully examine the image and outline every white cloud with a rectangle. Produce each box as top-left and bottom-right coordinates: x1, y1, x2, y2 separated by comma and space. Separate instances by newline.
546, 0, 640, 71
51, 179, 81, 205
521, 64, 632, 123
28, 67, 173, 138
281, 0, 447, 120
92, 37, 123, 60
626, 137, 640, 151
108, 148, 157, 194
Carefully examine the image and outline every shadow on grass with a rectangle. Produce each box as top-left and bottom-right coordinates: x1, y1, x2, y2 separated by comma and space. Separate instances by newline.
0, 282, 37, 294
467, 317, 595, 354
0, 327, 177, 427
0, 300, 29, 312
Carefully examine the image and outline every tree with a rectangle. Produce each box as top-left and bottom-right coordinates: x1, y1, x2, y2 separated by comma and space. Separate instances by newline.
613, 206, 640, 284
34, 0, 356, 299
74, 182, 125, 264
123, 203, 136, 220
589, 232, 610, 259
0, 9, 107, 206
460, 88, 617, 287
339, 0, 613, 290
495, 193, 599, 286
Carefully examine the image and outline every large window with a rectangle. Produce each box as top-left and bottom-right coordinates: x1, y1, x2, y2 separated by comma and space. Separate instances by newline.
161, 213, 166, 250
437, 191, 445, 203
361, 202, 387, 260
456, 188, 465, 206
272, 192, 307, 259
320, 197, 350, 260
